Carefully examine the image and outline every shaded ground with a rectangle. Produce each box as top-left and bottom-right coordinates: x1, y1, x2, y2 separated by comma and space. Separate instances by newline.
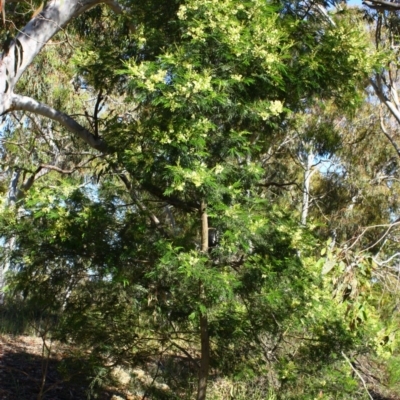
0, 335, 399, 400
0, 335, 125, 400
370, 392, 400, 400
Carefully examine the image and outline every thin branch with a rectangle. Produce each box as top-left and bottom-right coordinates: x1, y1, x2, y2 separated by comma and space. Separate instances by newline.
103, 0, 136, 31
170, 341, 200, 368
117, 172, 165, 231
94, 89, 104, 138
379, 106, 400, 158
257, 181, 297, 188
345, 221, 400, 253
38, 164, 74, 174
373, 252, 400, 266
142, 182, 199, 212
371, 78, 400, 126
341, 352, 373, 400
361, 223, 400, 254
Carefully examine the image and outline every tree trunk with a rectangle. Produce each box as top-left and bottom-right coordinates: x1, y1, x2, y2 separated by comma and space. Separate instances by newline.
0, 169, 20, 303
0, 0, 127, 298
197, 201, 210, 400
197, 313, 210, 400
301, 150, 315, 226
0, 0, 124, 116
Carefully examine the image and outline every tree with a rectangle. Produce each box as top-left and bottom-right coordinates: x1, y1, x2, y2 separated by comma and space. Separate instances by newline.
0, 1, 390, 399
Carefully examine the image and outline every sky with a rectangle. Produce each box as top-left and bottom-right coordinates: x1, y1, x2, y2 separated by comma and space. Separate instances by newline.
347, 0, 364, 6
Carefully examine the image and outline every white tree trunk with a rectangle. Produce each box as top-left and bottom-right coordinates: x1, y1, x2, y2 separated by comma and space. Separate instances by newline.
0, 169, 20, 303
0, 0, 122, 133
0, 0, 125, 299
301, 150, 315, 226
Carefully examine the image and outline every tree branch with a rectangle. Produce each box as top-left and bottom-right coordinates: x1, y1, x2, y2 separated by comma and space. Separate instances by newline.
370, 77, 400, 126
0, 0, 128, 114
342, 352, 373, 400
257, 181, 297, 188
363, 0, 400, 11
170, 341, 200, 369
142, 182, 199, 212
94, 89, 104, 139
11, 94, 108, 152
379, 111, 400, 159
117, 172, 166, 231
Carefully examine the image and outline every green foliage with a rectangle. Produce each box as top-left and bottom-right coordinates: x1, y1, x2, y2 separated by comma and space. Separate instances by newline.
0, 1, 397, 399
1, 181, 365, 397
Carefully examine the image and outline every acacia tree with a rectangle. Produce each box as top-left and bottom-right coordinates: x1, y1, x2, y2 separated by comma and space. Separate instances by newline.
0, 1, 388, 399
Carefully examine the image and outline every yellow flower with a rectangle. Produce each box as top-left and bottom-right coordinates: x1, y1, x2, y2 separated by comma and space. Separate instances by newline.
177, 5, 187, 20
269, 100, 283, 115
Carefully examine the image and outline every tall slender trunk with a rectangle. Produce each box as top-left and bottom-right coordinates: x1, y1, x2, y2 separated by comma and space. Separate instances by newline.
301, 150, 315, 226
197, 201, 210, 400
0, 236, 14, 304
0, 169, 21, 303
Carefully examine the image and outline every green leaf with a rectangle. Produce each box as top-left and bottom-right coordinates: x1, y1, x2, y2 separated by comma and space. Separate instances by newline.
321, 260, 336, 275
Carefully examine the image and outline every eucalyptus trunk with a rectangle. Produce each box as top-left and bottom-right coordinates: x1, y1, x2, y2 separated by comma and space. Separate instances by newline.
301, 150, 315, 226
0, 0, 122, 151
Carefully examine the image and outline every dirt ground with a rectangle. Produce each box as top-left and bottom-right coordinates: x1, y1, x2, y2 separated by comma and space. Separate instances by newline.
0, 335, 125, 400
1, 335, 398, 400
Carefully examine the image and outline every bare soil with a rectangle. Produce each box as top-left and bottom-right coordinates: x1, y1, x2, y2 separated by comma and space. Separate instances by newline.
0, 335, 123, 400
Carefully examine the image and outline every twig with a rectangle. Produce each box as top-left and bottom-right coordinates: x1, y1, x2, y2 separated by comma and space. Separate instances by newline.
341, 351, 373, 400
94, 89, 105, 139
170, 341, 200, 368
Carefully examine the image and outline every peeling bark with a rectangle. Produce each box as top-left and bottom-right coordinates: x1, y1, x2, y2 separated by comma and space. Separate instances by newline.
1, 1, 101, 110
